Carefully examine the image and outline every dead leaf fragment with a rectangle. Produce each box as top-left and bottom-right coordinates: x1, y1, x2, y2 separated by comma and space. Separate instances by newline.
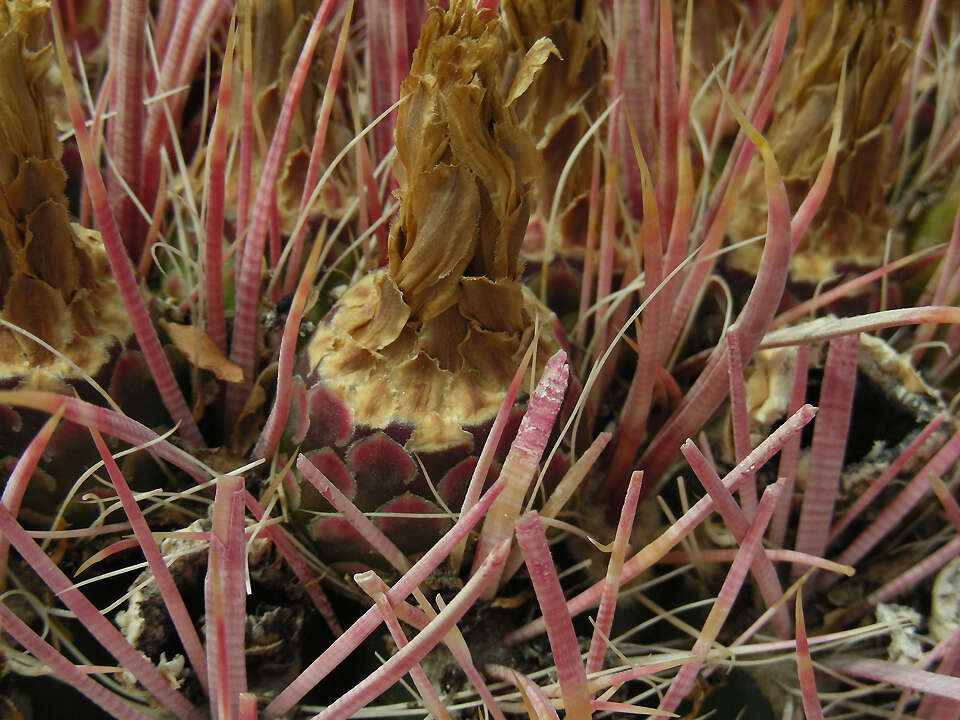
160, 320, 243, 382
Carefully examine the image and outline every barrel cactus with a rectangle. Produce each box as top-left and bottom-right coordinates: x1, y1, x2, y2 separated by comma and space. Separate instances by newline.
1, 0, 960, 719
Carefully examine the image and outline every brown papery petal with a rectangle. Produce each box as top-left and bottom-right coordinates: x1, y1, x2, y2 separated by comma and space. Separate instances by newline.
6, 158, 66, 217
460, 277, 525, 334
392, 352, 450, 417
3, 272, 70, 357
332, 271, 411, 351
418, 306, 467, 372
460, 325, 524, 392
389, 164, 479, 319
0, 34, 46, 179
506, 37, 560, 107
24, 201, 79, 300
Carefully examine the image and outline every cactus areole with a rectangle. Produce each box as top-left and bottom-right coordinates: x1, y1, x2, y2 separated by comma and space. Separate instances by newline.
294, 3, 562, 557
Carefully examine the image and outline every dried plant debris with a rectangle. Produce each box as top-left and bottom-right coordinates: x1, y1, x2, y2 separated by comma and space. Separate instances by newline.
727, 1, 916, 285
226, 0, 354, 227
931, 557, 960, 644
501, 0, 604, 258
876, 602, 924, 664
0, 1, 129, 385
730, 334, 948, 479
117, 520, 311, 703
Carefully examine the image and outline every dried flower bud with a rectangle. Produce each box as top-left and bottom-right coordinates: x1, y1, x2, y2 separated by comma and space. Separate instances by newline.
305, 0, 559, 455
728, 2, 914, 287
0, 1, 129, 383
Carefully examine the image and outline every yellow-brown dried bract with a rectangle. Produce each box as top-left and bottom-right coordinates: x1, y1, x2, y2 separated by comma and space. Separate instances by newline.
160, 321, 243, 383
0, 1, 130, 383
1, 227, 131, 384
501, 0, 603, 259
857, 333, 938, 403
331, 271, 410, 351
743, 347, 798, 429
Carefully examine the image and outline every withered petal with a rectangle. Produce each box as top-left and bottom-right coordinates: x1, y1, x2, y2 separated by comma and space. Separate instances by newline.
24, 200, 79, 299
506, 36, 560, 107
333, 271, 411, 351
2, 271, 70, 357
459, 276, 525, 333
390, 164, 480, 318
